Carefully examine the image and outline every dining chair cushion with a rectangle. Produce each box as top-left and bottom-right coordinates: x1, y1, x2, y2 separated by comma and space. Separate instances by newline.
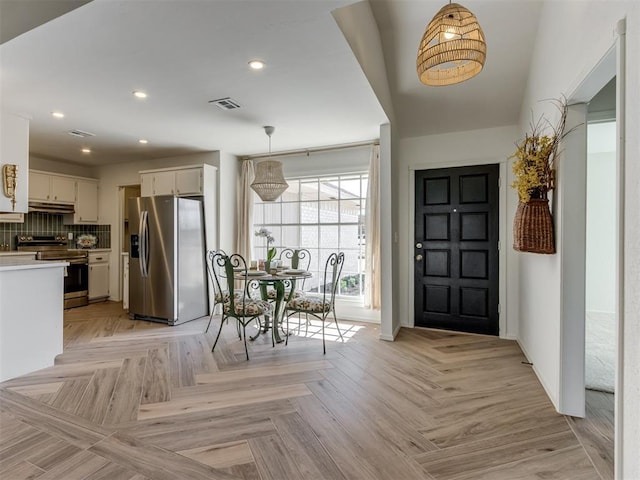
224, 299, 272, 316
215, 290, 242, 304
266, 288, 303, 300
287, 295, 332, 313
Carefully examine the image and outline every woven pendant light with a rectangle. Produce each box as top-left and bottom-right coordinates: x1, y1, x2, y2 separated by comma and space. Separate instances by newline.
416, 2, 486, 86
251, 126, 288, 202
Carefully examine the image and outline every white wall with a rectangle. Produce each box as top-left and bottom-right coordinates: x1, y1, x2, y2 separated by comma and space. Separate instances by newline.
217, 151, 238, 253
517, 2, 639, 476
380, 123, 395, 339
0, 112, 30, 214
332, 0, 396, 124
396, 125, 520, 339
586, 150, 616, 314
276, 144, 372, 178
30, 154, 95, 178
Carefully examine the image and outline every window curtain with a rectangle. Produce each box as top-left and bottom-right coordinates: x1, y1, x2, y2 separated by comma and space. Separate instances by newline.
364, 145, 381, 310
235, 160, 255, 261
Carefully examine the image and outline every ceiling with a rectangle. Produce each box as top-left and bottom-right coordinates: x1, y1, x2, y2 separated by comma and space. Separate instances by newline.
369, 0, 543, 138
1, 0, 544, 167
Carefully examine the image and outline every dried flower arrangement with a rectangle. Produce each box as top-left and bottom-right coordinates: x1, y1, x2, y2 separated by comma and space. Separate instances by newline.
511, 97, 573, 254
510, 97, 568, 203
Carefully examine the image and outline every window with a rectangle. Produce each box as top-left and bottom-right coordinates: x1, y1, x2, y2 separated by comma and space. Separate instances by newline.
253, 173, 368, 298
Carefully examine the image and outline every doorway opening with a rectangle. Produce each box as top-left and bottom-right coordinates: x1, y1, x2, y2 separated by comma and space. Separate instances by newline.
118, 184, 141, 308
568, 79, 617, 480
562, 42, 622, 475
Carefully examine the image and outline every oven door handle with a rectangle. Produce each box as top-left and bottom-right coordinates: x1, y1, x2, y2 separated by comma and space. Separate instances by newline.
140, 210, 149, 278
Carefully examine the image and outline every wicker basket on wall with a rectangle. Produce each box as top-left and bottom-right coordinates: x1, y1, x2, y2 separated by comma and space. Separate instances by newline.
513, 199, 555, 254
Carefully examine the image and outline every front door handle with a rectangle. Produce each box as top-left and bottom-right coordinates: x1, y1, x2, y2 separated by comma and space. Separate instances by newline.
416, 254, 423, 261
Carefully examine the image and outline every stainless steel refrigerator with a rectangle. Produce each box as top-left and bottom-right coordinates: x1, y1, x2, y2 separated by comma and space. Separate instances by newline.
128, 195, 208, 325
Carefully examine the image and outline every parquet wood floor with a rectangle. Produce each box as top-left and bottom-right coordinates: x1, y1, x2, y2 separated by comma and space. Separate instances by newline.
0, 302, 611, 479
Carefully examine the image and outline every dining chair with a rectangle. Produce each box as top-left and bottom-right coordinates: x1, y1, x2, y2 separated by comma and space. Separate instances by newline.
264, 248, 312, 301
205, 249, 236, 332
285, 251, 345, 354
206, 251, 272, 360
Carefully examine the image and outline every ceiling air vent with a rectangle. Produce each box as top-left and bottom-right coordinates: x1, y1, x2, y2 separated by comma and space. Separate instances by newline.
68, 129, 96, 138
208, 97, 241, 110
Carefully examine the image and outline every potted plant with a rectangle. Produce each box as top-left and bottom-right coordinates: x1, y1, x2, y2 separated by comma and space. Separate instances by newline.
255, 228, 276, 271
511, 97, 568, 254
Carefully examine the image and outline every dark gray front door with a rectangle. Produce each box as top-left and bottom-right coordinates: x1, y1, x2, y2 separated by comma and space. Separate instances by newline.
414, 164, 499, 335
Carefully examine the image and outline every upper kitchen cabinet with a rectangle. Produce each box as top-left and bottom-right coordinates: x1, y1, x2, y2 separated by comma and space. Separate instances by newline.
67, 178, 99, 224
139, 164, 217, 254
0, 112, 29, 214
28, 170, 99, 224
140, 166, 204, 197
29, 171, 75, 204
28, 172, 50, 202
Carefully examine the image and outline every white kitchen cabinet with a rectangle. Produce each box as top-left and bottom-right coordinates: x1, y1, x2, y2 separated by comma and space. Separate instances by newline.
27, 171, 100, 225
50, 176, 76, 203
140, 166, 203, 196
28, 171, 51, 202
88, 251, 110, 301
140, 173, 153, 197
175, 168, 202, 195
64, 178, 98, 224
76, 179, 99, 222
151, 170, 176, 195
29, 171, 76, 204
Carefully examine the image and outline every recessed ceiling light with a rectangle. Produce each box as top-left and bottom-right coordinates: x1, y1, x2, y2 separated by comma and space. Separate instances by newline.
248, 60, 265, 70
52, 111, 65, 118
81, 148, 91, 154
133, 91, 147, 98
139, 139, 148, 144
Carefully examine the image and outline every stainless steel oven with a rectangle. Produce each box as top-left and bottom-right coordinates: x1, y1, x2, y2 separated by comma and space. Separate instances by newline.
16, 234, 89, 309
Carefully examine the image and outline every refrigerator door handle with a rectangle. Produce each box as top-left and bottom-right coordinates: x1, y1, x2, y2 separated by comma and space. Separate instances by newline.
140, 210, 149, 278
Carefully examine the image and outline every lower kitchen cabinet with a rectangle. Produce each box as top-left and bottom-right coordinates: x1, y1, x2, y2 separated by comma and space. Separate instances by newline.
88, 251, 110, 301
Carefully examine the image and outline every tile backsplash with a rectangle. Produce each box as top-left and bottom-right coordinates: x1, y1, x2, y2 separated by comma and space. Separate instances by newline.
0, 213, 110, 250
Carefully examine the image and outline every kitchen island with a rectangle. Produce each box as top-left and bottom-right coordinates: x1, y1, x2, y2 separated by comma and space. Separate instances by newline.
0, 257, 68, 382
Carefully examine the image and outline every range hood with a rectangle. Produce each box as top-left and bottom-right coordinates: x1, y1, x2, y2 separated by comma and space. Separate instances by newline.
28, 202, 75, 214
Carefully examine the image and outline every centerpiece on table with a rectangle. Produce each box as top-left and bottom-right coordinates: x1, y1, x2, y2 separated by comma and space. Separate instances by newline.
254, 227, 276, 272
511, 97, 568, 254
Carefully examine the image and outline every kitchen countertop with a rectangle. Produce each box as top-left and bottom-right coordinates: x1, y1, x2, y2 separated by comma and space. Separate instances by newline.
0, 257, 68, 272
0, 251, 37, 257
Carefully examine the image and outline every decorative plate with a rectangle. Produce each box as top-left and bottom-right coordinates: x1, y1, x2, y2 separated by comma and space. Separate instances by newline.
76, 234, 97, 249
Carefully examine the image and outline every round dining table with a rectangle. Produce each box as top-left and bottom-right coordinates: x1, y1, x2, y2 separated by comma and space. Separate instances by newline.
244, 270, 312, 343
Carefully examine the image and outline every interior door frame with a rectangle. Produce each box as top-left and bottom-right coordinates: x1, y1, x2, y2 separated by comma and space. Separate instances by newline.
408, 159, 509, 338
561, 20, 625, 476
